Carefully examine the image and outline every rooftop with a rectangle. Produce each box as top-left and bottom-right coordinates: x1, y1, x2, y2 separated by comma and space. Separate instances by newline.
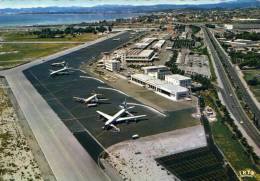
159, 84, 188, 93
142, 65, 168, 71
165, 74, 191, 81
131, 73, 154, 82
138, 50, 154, 57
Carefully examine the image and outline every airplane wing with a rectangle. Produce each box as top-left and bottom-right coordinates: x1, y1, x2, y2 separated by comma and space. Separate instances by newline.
116, 115, 146, 122
96, 111, 113, 120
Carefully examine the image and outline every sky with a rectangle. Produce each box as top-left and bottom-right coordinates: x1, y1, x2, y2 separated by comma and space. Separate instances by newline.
0, 0, 235, 9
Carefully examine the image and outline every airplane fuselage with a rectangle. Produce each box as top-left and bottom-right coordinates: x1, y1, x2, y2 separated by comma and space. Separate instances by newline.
105, 108, 126, 126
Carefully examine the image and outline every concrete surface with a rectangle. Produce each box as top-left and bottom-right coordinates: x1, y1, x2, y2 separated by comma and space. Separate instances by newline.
104, 125, 207, 181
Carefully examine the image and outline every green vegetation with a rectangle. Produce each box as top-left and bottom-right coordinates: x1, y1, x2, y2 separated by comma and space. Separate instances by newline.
190, 25, 201, 35
229, 51, 260, 69
201, 90, 260, 181
32, 26, 110, 39
236, 32, 260, 41
1, 31, 101, 42
165, 50, 184, 75
243, 69, 260, 102
156, 147, 231, 181
0, 43, 75, 68
212, 120, 258, 174
172, 39, 195, 49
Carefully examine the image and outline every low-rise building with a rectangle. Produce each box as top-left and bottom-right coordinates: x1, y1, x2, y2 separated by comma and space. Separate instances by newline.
142, 65, 172, 80
123, 49, 157, 64
134, 38, 158, 49
105, 60, 121, 72
165, 74, 192, 88
131, 74, 189, 101
152, 40, 166, 50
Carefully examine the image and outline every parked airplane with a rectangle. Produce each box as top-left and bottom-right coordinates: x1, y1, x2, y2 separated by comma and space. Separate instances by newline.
51, 61, 66, 67
97, 101, 146, 132
49, 64, 72, 76
73, 93, 108, 107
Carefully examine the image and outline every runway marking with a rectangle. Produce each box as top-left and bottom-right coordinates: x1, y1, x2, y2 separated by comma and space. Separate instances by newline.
30, 78, 79, 87
62, 115, 98, 122
80, 76, 104, 83
127, 102, 167, 117
98, 86, 129, 97
27, 70, 107, 151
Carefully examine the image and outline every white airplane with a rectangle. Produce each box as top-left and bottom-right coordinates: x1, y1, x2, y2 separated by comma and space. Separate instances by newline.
49, 64, 72, 76
73, 93, 108, 107
51, 61, 66, 67
97, 101, 146, 132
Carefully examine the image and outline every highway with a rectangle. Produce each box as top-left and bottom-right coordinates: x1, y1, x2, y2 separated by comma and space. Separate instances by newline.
0, 31, 127, 181
208, 28, 260, 125
203, 27, 260, 154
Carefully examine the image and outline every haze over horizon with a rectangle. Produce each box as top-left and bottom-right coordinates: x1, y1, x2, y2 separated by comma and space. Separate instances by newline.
0, 0, 239, 9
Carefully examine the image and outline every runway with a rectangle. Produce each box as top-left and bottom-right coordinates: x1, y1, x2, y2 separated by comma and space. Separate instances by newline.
0, 32, 127, 181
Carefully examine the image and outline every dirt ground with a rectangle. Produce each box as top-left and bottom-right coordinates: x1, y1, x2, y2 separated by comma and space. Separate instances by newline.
0, 86, 43, 181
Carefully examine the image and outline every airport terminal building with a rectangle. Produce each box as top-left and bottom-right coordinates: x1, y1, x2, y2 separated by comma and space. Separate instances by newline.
131, 74, 189, 101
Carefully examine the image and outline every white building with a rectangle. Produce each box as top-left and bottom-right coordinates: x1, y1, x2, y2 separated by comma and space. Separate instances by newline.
105, 60, 121, 72
152, 40, 166, 50
165, 74, 192, 88
123, 49, 157, 64
142, 65, 172, 80
131, 74, 189, 101
134, 38, 158, 49
224, 24, 234, 30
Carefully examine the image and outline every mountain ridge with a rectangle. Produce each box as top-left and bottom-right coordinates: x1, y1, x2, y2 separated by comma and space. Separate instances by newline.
0, 0, 259, 14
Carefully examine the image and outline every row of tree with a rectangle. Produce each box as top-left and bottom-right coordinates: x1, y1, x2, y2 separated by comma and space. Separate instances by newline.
236, 32, 260, 41
33, 26, 112, 38
220, 105, 259, 164
229, 51, 260, 69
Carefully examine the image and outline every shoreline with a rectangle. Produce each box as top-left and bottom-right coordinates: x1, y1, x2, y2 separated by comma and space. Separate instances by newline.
0, 13, 144, 29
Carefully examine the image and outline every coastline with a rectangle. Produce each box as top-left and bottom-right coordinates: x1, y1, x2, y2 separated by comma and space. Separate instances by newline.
0, 13, 143, 29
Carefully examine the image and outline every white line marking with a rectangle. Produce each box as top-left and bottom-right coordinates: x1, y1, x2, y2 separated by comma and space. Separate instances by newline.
80, 76, 104, 83
98, 86, 129, 97
127, 102, 167, 117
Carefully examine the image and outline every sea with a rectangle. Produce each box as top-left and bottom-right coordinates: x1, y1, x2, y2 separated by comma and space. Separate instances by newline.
0, 13, 141, 27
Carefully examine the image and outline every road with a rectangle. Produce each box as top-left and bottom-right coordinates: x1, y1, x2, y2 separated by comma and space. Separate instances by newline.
203, 27, 260, 155
0, 31, 126, 181
209, 29, 260, 125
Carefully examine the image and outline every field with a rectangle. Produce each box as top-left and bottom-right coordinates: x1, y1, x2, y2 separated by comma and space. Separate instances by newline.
0, 43, 76, 68
156, 147, 231, 181
0, 31, 101, 42
211, 120, 260, 181
243, 69, 260, 102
